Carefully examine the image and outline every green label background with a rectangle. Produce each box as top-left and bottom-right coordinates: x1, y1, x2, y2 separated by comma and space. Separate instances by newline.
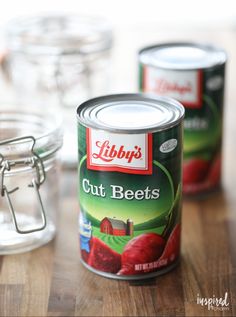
139, 64, 225, 160
80, 159, 173, 224
78, 123, 182, 254
184, 67, 225, 159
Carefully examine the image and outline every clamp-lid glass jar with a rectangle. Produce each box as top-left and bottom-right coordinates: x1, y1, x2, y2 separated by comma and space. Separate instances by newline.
0, 108, 63, 254
4, 14, 113, 166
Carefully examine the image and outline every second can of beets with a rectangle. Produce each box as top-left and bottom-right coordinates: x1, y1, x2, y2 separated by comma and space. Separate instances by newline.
139, 43, 227, 196
77, 94, 184, 280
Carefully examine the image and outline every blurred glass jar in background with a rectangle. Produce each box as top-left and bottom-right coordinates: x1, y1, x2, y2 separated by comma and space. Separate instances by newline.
0, 108, 63, 254
3, 15, 113, 166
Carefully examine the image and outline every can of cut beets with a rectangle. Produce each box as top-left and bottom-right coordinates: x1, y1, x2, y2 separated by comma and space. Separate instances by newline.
77, 94, 184, 280
139, 43, 227, 196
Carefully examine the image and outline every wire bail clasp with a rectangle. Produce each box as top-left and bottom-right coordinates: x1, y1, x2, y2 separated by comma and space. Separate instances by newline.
0, 136, 47, 234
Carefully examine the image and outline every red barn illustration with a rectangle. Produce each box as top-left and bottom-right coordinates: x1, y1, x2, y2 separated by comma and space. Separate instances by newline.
100, 217, 134, 236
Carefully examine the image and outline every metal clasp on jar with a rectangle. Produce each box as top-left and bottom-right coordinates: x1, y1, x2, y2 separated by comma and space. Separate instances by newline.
0, 136, 47, 234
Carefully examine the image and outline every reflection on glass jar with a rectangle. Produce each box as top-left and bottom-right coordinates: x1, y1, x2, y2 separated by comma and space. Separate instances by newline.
0, 109, 63, 254
4, 15, 113, 166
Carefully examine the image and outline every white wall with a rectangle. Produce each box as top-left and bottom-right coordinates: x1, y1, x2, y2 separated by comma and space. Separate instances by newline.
0, 0, 235, 29
0, 0, 236, 94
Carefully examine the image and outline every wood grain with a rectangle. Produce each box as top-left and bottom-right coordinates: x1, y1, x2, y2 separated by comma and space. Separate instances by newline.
1, 28, 236, 316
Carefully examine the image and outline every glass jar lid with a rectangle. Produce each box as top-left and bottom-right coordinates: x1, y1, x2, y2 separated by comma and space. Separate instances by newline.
5, 14, 113, 56
0, 108, 62, 235
0, 108, 63, 172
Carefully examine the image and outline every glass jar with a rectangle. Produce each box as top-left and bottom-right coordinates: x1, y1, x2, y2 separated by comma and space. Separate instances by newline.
4, 14, 113, 166
0, 108, 63, 254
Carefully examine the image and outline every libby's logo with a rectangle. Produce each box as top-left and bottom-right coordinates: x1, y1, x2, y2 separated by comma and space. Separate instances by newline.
143, 67, 202, 109
87, 129, 152, 174
92, 141, 142, 163
155, 78, 193, 95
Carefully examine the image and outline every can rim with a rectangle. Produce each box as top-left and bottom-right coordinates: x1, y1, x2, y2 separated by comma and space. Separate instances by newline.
139, 42, 227, 70
77, 93, 185, 134
80, 258, 180, 280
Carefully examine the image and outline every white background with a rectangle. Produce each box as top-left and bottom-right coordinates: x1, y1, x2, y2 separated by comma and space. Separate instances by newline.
0, 0, 236, 93
0, 0, 236, 30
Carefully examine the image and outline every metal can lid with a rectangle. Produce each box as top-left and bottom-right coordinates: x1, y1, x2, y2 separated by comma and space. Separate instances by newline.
139, 42, 227, 70
77, 94, 185, 133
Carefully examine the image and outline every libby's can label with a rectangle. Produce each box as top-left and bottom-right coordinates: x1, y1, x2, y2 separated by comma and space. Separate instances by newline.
77, 94, 184, 280
139, 43, 227, 196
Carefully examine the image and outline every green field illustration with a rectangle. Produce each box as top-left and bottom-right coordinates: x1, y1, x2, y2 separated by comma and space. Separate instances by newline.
92, 226, 165, 254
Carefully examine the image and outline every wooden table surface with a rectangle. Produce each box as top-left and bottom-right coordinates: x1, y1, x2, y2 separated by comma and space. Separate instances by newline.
0, 28, 236, 317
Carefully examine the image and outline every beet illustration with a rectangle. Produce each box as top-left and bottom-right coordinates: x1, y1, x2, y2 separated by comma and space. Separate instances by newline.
118, 233, 165, 275
207, 154, 221, 186
156, 223, 181, 268
87, 237, 121, 273
183, 158, 210, 185
183, 181, 209, 195
183, 155, 221, 194
81, 249, 90, 263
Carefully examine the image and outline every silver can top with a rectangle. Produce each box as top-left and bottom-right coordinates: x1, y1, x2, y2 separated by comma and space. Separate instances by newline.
77, 94, 185, 133
139, 42, 227, 70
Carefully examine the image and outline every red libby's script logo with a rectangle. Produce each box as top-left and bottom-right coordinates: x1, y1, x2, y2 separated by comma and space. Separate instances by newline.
92, 141, 142, 163
143, 67, 202, 109
87, 129, 152, 174
155, 79, 193, 95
